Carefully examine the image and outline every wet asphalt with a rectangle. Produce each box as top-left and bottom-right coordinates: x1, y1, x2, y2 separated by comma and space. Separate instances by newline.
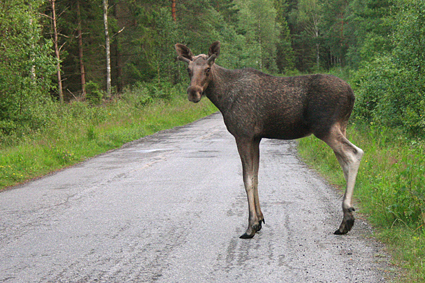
0, 113, 395, 282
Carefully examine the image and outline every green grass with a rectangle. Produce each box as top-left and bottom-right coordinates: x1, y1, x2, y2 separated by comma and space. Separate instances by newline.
298, 124, 425, 282
0, 90, 217, 190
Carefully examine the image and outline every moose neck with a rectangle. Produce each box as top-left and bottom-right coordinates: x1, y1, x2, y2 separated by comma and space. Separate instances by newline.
204, 64, 237, 114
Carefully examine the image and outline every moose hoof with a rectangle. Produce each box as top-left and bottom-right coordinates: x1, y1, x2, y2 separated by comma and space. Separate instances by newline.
334, 209, 355, 235
240, 232, 255, 239
334, 228, 347, 235
253, 219, 265, 232
240, 226, 256, 239
253, 223, 262, 232
334, 219, 355, 235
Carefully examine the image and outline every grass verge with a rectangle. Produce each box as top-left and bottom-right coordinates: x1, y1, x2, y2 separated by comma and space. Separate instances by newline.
298, 124, 425, 282
0, 90, 217, 190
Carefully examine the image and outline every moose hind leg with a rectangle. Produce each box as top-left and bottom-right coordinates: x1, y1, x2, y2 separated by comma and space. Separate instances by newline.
320, 126, 364, 235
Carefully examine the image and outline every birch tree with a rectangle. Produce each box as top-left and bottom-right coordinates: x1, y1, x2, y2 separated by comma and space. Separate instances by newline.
297, 0, 322, 70
76, 0, 86, 98
0, 0, 54, 135
51, 0, 63, 103
103, 0, 111, 98
237, 0, 279, 72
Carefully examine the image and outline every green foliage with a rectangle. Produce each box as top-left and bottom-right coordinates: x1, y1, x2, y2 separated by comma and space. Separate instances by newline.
351, 55, 397, 124
85, 81, 103, 105
234, 0, 281, 72
345, 0, 396, 67
2, 0, 425, 279
0, 0, 55, 142
355, 126, 425, 228
352, 0, 425, 137
0, 83, 217, 189
274, 0, 296, 73
177, 0, 222, 51
298, 124, 425, 280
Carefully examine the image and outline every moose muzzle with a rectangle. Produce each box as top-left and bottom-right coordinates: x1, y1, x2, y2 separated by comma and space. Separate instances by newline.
187, 86, 203, 103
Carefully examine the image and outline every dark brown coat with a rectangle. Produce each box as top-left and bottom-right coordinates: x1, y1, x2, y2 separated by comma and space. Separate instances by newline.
176, 41, 363, 238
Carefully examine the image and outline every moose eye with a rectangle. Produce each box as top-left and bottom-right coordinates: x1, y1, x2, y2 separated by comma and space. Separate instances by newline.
205, 68, 211, 74
187, 68, 192, 75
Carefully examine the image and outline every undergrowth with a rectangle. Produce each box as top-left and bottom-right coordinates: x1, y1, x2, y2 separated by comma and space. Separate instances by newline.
298, 124, 425, 282
0, 83, 217, 190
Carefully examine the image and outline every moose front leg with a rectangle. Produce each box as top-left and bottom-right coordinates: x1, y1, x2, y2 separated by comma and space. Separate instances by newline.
236, 138, 263, 239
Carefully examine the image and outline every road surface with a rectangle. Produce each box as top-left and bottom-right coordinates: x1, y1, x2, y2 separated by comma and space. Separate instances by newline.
1, 113, 394, 282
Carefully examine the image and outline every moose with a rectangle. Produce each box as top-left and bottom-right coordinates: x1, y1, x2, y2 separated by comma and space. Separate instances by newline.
175, 41, 364, 239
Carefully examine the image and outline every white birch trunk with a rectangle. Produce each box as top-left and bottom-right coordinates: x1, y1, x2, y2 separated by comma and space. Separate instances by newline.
103, 0, 111, 98
77, 0, 86, 98
51, 0, 63, 103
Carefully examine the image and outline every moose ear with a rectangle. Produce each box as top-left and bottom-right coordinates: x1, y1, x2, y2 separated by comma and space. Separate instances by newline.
175, 43, 193, 63
208, 41, 221, 58
207, 41, 220, 66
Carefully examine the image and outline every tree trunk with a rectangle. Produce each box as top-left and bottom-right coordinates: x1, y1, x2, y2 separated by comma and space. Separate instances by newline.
29, 4, 36, 83
77, 0, 86, 98
114, 3, 123, 92
315, 24, 320, 71
103, 0, 111, 98
258, 21, 263, 71
172, 0, 176, 22
316, 43, 320, 70
51, 0, 63, 103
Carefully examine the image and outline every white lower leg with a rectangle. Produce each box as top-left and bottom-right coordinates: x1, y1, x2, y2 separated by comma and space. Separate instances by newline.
342, 147, 364, 210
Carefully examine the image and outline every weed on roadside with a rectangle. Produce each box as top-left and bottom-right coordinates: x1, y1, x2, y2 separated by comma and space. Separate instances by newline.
0, 84, 217, 190
298, 124, 425, 281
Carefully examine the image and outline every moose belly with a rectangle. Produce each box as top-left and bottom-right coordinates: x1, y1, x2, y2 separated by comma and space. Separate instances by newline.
261, 117, 311, 140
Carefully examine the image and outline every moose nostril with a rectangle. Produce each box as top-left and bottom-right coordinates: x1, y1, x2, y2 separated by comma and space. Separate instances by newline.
187, 86, 203, 96
187, 86, 202, 92
187, 86, 203, 102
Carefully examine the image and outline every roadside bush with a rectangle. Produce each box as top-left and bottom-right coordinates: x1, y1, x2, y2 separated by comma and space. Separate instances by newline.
351, 55, 398, 124
121, 82, 186, 109
85, 81, 104, 105
0, 1, 55, 145
351, 0, 425, 138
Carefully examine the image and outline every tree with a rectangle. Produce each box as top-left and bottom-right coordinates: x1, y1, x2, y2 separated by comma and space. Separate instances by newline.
352, 0, 425, 136
320, 0, 351, 69
274, 0, 295, 73
76, 0, 86, 97
0, 0, 55, 137
51, 0, 63, 103
103, 0, 111, 98
172, 0, 177, 22
236, 0, 280, 72
50, 0, 105, 99
345, 0, 395, 68
177, 0, 222, 51
296, 0, 322, 71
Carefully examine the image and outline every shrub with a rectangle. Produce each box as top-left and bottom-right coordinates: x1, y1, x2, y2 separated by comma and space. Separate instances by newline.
85, 81, 103, 105
351, 0, 425, 138
0, 1, 55, 144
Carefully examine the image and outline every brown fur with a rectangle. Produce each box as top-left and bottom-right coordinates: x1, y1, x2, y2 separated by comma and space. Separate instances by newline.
176, 41, 364, 238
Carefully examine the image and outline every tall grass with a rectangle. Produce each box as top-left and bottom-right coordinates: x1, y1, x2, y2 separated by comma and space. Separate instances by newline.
298, 124, 425, 281
0, 84, 217, 190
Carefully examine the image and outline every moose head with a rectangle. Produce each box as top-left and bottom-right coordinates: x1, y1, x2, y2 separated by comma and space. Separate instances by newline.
175, 41, 221, 103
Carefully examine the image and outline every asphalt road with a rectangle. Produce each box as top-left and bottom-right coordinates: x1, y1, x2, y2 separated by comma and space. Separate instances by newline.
1, 113, 394, 282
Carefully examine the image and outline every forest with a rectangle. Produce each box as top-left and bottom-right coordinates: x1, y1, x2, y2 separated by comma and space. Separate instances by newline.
1, 0, 425, 279
1, 0, 424, 141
